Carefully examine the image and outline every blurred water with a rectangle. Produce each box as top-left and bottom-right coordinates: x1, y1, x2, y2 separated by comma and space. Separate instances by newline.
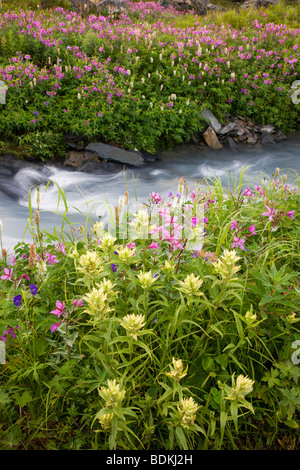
0, 140, 299, 251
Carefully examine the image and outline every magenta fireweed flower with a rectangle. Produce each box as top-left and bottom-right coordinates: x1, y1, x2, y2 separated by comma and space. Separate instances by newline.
45, 252, 59, 266
243, 187, 254, 198
191, 217, 199, 228
150, 192, 162, 203
0, 326, 19, 342
148, 241, 159, 250
50, 300, 65, 318
232, 236, 246, 251
262, 205, 275, 221
73, 299, 84, 307
1, 268, 13, 281
126, 242, 135, 249
51, 322, 62, 334
230, 220, 237, 230
248, 225, 257, 234
286, 210, 295, 219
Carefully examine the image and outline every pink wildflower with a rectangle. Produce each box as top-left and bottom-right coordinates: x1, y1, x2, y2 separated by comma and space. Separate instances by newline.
45, 252, 59, 266
126, 241, 136, 249
243, 187, 254, 198
51, 323, 61, 333
191, 216, 199, 228
50, 300, 65, 318
262, 205, 275, 221
232, 236, 246, 251
148, 241, 159, 250
286, 210, 295, 219
230, 220, 237, 230
150, 192, 162, 203
248, 224, 257, 234
1, 268, 13, 281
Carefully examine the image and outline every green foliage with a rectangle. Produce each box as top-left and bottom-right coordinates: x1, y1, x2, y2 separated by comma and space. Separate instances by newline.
17, 130, 65, 160
0, 2, 299, 158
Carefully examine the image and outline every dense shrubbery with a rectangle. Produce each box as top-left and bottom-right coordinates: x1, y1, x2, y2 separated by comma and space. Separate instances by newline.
0, 1, 299, 157
0, 169, 299, 450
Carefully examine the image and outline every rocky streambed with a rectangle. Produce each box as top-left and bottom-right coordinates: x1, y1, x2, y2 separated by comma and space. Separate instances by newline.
62, 110, 290, 172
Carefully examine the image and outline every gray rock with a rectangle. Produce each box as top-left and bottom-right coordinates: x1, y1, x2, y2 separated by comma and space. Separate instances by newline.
203, 126, 223, 150
218, 122, 238, 135
95, 0, 128, 14
207, 2, 226, 10
247, 135, 258, 145
242, 0, 278, 8
274, 130, 287, 142
160, 0, 208, 14
261, 132, 276, 145
200, 109, 222, 133
227, 137, 238, 150
261, 124, 275, 134
86, 142, 144, 166
64, 150, 100, 168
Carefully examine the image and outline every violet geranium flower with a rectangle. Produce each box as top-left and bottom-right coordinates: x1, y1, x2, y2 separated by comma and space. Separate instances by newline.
13, 295, 22, 307
29, 284, 38, 295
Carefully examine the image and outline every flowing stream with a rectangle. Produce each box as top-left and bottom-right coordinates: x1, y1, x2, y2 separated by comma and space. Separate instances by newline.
0, 139, 299, 251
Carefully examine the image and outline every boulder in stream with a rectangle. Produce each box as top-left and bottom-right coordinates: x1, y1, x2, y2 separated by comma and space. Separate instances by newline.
202, 127, 223, 150
86, 142, 144, 166
200, 109, 222, 133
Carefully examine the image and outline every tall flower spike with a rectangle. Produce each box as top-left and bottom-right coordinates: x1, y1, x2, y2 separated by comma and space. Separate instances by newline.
120, 313, 146, 340
137, 271, 159, 289
176, 273, 203, 296
98, 380, 126, 409
177, 397, 199, 429
166, 358, 188, 382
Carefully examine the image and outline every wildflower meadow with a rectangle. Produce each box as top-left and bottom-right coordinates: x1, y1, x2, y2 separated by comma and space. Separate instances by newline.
0, 0, 300, 452
0, 167, 299, 450
0, 0, 299, 157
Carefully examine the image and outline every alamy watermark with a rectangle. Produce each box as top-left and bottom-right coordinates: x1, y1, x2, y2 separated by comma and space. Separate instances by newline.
0, 341, 5, 364
0, 80, 7, 105
291, 80, 300, 105
101, 197, 206, 251
291, 340, 300, 365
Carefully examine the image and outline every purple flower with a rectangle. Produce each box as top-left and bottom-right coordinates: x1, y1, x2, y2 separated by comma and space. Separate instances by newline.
13, 295, 22, 307
111, 263, 117, 272
73, 299, 84, 307
167, 191, 173, 197
29, 284, 38, 295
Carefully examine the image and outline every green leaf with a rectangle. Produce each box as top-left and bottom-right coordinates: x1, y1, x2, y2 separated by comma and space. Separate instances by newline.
175, 426, 188, 450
